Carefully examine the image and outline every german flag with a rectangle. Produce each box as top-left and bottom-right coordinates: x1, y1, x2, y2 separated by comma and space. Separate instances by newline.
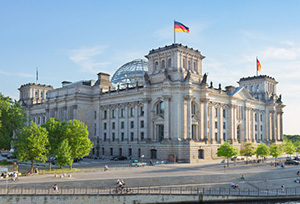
174, 21, 189, 33
257, 58, 261, 71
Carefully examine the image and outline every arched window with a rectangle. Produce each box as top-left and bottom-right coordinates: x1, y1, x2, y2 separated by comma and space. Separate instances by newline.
168, 58, 171, 67
188, 60, 191, 70
150, 149, 157, 159
256, 85, 260, 92
251, 86, 254, 92
161, 60, 165, 68
156, 101, 164, 114
192, 102, 196, 114
35, 91, 38, 98
198, 149, 204, 159
155, 61, 159, 70
183, 58, 186, 68
193, 62, 197, 72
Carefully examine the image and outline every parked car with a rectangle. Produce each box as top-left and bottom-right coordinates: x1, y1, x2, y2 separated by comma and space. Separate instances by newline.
114, 156, 127, 161
73, 158, 82, 162
1, 152, 9, 157
130, 160, 146, 167
285, 160, 299, 165
6, 153, 16, 159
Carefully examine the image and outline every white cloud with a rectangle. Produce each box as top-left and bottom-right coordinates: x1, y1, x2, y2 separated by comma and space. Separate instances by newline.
69, 46, 111, 74
259, 47, 300, 60
0, 70, 34, 78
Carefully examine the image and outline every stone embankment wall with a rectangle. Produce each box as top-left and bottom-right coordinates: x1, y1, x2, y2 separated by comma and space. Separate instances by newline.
0, 194, 299, 204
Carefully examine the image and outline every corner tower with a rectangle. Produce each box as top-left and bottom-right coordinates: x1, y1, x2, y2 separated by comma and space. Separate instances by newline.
145, 44, 205, 84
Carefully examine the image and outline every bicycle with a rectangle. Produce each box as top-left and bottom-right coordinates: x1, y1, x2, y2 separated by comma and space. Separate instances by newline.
114, 186, 132, 194
8, 177, 19, 183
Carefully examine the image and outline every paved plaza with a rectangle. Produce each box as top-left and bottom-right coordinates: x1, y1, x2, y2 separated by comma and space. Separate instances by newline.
1, 157, 300, 192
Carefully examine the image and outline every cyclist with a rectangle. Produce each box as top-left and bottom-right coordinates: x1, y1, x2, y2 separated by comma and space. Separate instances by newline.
12, 171, 17, 182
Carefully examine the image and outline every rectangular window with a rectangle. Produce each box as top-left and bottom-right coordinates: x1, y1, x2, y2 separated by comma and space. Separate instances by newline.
138, 148, 141, 158
215, 122, 218, 129
104, 123, 107, 130
104, 110, 107, 119
255, 113, 258, 122
260, 125, 263, 131
140, 106, 144, 116
130, 121, 134, 128
94, 111, 97, 120
130, 108, 134, 117
94, 123, 97, 136
128, 148, 132, 157
255, 125, 257, 131
215, 108, 218, 117
112, 133, 115, 141
223, 122, 226, 129
110, 148, 113, 156
121, 132, 124, 141
223, 133, 226, 141
140, 120, 144, 128
141, 132, 144, 140
112, 122, 115, 129
130, 132, 134, 141
104, 133, 107, 141
121, 121, 124, 129
102, 147, 105, 155
223, 109, 226, 118
112, 109, 115, 118
260, 114, 263, 121
215, 133, 218, 141
120, 109, 124, 117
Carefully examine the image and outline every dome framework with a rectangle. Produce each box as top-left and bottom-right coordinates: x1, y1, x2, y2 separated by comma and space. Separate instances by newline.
111, 59, 148, 87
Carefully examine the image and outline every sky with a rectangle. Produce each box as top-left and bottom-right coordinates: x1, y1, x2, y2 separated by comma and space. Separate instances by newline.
0, 0, 299, 135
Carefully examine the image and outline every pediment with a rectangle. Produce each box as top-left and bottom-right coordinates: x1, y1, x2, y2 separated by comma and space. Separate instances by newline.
153, 115, 164, 122
231, 87, 254, 100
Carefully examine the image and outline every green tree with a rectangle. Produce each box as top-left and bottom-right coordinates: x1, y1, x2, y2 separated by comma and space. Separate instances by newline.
217, 142, 239, 167
41, 118, 67, 170
294, 141, 300, 154
14, 122, 49, 172
55, 139, 73, 168
240, 143, 256, 160
269, 143, 284, 161
0, 93, 27, 150
65, 120, 93, 169
284, 140, 296, 157
255, 143, 270, 158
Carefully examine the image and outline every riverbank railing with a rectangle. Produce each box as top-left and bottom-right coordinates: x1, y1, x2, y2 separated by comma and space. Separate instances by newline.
0, 186, 300, 197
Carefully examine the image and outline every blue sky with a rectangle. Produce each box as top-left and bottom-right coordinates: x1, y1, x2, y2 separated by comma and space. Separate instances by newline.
1, 0, 300, 134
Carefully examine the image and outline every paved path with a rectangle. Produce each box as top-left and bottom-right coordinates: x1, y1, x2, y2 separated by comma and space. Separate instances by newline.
1, 158, 300, 191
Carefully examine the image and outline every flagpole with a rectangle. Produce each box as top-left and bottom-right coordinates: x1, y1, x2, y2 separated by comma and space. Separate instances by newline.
256, 57, 258, 76
174, 20, 176, 44
36, 67, 38, 84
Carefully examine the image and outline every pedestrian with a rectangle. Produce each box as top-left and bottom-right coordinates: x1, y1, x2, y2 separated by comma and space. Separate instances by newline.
281, 184, 285, 191
53, 184, 59, 193
297, 171, 300, 176
104, 165, 108, 171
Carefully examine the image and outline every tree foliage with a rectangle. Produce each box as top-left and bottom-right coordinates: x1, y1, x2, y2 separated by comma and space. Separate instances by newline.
269, 143, 284, 160
240, 143, 256, 159
284, 140, 296, 156
294, 141, 300, 153
55, 139, 73, 167
284, 135, 300, 143
65, 120, 93, 167
255, 143, 270, 158
0, 93, 27, 150
14, 122, 49, 172
41, 118, 67, 170
217, 142, 239, 167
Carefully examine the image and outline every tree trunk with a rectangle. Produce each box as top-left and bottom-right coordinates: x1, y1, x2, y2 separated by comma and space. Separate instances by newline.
227, 158, 229, 167
30, 159, 34, 173
48, 157, 52, 171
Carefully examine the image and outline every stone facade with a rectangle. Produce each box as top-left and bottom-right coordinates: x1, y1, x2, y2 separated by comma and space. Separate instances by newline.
18, 44, 285, 163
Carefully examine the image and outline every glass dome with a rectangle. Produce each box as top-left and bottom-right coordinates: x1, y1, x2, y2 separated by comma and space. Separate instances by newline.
111, 59, 148, 88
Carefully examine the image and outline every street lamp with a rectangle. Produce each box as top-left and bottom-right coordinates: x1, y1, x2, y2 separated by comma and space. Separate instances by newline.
141, 154, 144, 163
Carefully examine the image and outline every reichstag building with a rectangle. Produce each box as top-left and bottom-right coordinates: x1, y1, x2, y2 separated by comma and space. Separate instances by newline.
18, 44, 285, 163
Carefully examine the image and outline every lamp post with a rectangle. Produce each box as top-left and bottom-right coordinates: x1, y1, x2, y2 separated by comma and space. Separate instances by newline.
141, 154, 144, 163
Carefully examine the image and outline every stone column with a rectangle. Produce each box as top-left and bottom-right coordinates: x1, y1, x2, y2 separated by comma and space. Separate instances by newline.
211, 104, 215, 143
116, 106, 119, 142
163, 95, 171, 140
272, 111, 276, 142
203, 99, 208, 142
185, 96, 192, 140
107, 108, 111, 142
280, 112, 283, 141
125, 105, 128, 142
143, 99, 150, 141
134, 103, 138, 142
219, 106, 223, 143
